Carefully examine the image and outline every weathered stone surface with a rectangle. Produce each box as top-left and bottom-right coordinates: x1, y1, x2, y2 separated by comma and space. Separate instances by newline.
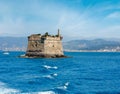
24, 29, 66, 58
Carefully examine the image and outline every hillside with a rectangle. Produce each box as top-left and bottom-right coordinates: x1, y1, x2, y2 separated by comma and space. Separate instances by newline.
63, 39, 120, 51
0, 37, 27, 51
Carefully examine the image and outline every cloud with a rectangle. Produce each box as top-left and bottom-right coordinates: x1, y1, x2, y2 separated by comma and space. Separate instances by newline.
0, 0, 87, 37
106, 12, 120, 19
0, 0, 120, 40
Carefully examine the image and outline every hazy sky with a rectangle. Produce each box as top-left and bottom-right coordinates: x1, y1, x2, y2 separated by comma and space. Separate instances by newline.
0, 0, 120, 40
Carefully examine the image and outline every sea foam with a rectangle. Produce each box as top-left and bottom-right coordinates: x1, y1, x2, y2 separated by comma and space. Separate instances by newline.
43, 75, 54, 79
43, 65, 58, 70
38, 91, 56, 94
43, 73, 58, 79
21, 91, 56, 94
56, 82, 69, 90
0, 81, 19, 94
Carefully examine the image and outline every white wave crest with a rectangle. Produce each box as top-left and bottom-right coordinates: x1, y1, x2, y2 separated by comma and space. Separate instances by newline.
57, 82, 69, 90
43, 65, 58, 70
38, 91, 56, 94
0, 81, 19, 94
43, 75, 54, 79
65, 82, 69, 86
21, 91, 56, 94
53, 73, 58, 77
43, 73, 58, 79
52, 66, 58, 69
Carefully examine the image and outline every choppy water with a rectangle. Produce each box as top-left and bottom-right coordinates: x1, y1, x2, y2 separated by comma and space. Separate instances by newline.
0, 52, 120, 94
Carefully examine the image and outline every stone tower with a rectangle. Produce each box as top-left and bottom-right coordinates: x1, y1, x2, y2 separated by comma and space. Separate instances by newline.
25, 30, 65, 58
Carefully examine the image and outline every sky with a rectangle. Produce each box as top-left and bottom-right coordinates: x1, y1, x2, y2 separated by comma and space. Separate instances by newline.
0, 0, 120, 40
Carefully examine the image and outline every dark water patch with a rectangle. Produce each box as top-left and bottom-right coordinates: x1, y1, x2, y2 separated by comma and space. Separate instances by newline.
78, 77, 103, 81
75, 92, 84, 94
39, 67, 51, 74
95, 91, 120, 94
27, 80, 42, 85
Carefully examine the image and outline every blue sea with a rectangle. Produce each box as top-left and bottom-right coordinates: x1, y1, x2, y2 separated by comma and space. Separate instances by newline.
0, 52, 120, 94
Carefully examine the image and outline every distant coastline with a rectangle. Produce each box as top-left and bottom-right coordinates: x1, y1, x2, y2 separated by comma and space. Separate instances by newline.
0, 37, 120, 52
64, 50, 120, 52
1, 50, 120, 53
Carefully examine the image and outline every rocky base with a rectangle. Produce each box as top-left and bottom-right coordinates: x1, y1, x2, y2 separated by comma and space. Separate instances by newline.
20, 54, 67, 58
